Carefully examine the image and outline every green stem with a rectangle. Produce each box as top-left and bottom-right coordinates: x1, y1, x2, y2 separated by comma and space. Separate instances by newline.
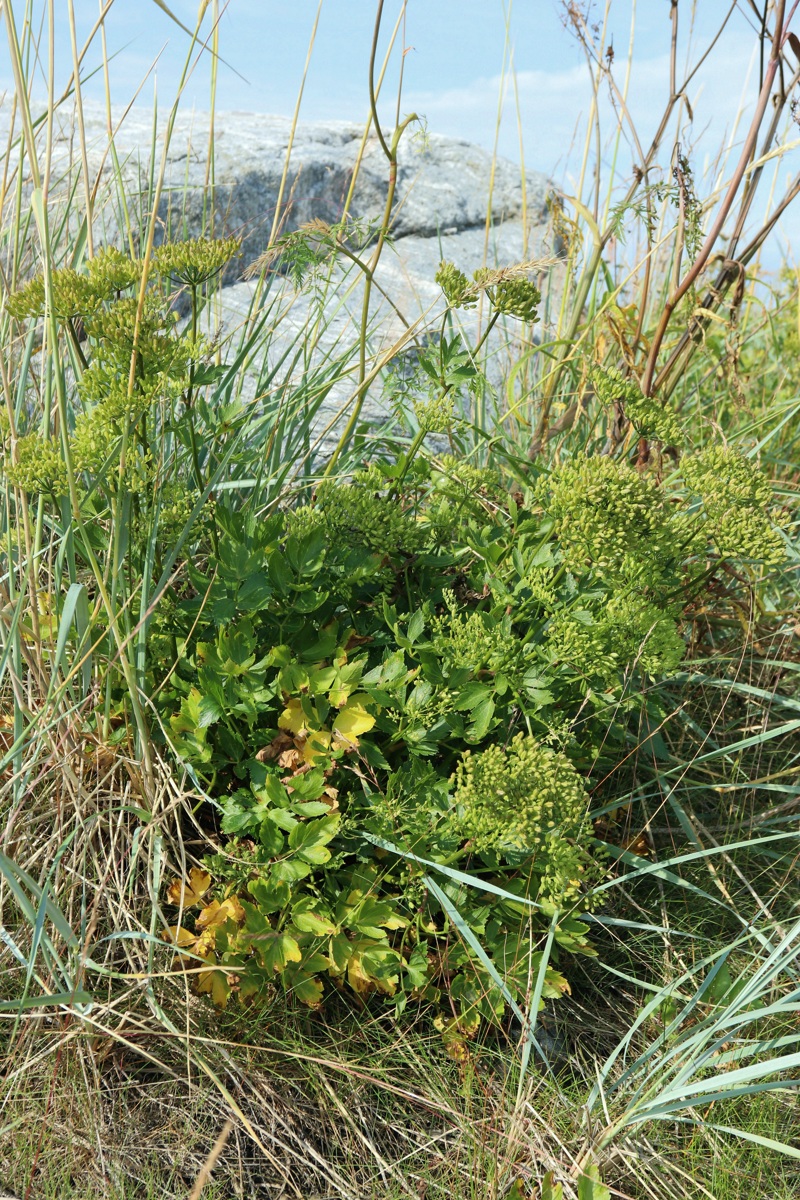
323, 5, 417, 475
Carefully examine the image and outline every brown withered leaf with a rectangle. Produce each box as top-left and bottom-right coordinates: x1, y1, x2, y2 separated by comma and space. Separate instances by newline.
322, 786, 339, 812
624, 832, 653, 858
256, 732, 295, 762
344, 630, 373, 653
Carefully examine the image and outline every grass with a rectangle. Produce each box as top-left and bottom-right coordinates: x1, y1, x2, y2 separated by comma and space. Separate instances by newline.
1, 2, 800, 1198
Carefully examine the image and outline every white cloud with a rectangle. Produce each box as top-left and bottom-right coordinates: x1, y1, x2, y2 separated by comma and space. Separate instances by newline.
404, 30, 800, 269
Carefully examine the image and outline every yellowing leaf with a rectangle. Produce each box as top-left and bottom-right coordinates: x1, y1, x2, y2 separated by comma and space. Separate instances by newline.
196, 895, 245, 932
346, 953, 376, 997
278, 698, 309, 736
165, 925, 195, 949
196, 954, 231, 1008
301, 727, 332, 765
332, 697, 375, 749
166, 867, 211, 908
285, 968, 325, 1008
346, 951, 397, 997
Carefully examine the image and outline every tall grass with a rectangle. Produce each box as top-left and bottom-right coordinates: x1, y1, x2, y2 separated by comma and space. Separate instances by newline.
0, 2, 798, 1198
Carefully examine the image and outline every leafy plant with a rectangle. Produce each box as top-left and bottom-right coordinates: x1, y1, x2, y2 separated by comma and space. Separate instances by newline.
158, 426, 787, 1034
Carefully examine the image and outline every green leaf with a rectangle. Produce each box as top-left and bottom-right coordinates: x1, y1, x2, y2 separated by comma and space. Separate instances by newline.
292, 800, 332, 817
238, 571, 272, 610
407, 609, 425, 644
345, 896, 406, 938
258, 817, 285, 856
247, 880, 291, 915
453, 681, 492, 712
466, 695, 495, 741
288, 815, 340, 864
283, 965, 325, 1006
262, 932, 302, 974
292, 910, 338, 936
271, 858, 312, 884
541, 1172, 563, 1200
577, 1163, 610, 1200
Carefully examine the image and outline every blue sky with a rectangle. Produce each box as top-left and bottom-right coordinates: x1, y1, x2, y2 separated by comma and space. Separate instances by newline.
3, 2, 799, 262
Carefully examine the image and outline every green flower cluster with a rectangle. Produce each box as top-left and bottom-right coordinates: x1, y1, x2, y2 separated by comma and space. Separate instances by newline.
288, 475, 424, 557
452, 734, 591, 905
592, 365, 684, 445
540, 454, 676, 583
435, 261, 479, 309
82, 295, 179, 364
436, 260, 541, 323
432, 590, 523, 680
683, 446, 786, 564
4, 434, 69, 498
482, 274, 541, 322
6, 247, 144, 323
605, 591, 685, 675
412, 389, 455, 435
154, 235, 241, 286
437, 456, 500, 498
87, 246, 144, 293
6, 268, 103, 321
546, 607, 618, 683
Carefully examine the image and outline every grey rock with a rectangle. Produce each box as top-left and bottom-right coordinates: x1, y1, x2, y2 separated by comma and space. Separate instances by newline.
2, 102, 561, 459
31, 104, 551, 275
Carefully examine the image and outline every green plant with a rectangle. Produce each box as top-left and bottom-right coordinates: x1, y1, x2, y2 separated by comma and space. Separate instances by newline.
158, 436, 787, 1037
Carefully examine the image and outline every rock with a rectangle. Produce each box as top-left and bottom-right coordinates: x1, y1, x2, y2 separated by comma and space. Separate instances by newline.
4, 103, 561, 457
23, 104, 551, 273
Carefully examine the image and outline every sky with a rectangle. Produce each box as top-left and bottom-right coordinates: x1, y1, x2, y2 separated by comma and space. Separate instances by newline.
3, 1, 799, 264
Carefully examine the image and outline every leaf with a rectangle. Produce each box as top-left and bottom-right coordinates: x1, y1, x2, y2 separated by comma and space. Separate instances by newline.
292, 910, 338, 936
271, 858, 312, 884
237, 571, 272, 610
278, 698, 308, 736
284, 968, 325, 1007
196, 955, 231, 1008
347, 952, 385, 996
196, 896, 245, 932
466, 695, 495, 741
258, 817, 285, 857
291, 800, 332, 817
346, 896, 407, 938
288, 815, 340, 864
262, 932, 303, 974
165, 925, 196, 949
577, 1163, 609, 1200
332, 696, 375, 748
167, 867, 211, 908
301, 727, 332, 765
453, 681, 492, 712
407, 609, 425, 644
540, 1172, 563, 1200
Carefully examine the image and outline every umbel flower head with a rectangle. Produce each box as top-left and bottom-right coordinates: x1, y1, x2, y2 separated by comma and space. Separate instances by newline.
87, 246, 145, 293
539, 453, 676, 584
682, 445, 787, 565
6, 250, 145, 323
288, 472, 424, 557
591, 365, 684, 446
4, 434, 69, 498
153, 235, 242, 287
436, 260, 542, 322
6, 267, 106, 321
452, 733, 591, 905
